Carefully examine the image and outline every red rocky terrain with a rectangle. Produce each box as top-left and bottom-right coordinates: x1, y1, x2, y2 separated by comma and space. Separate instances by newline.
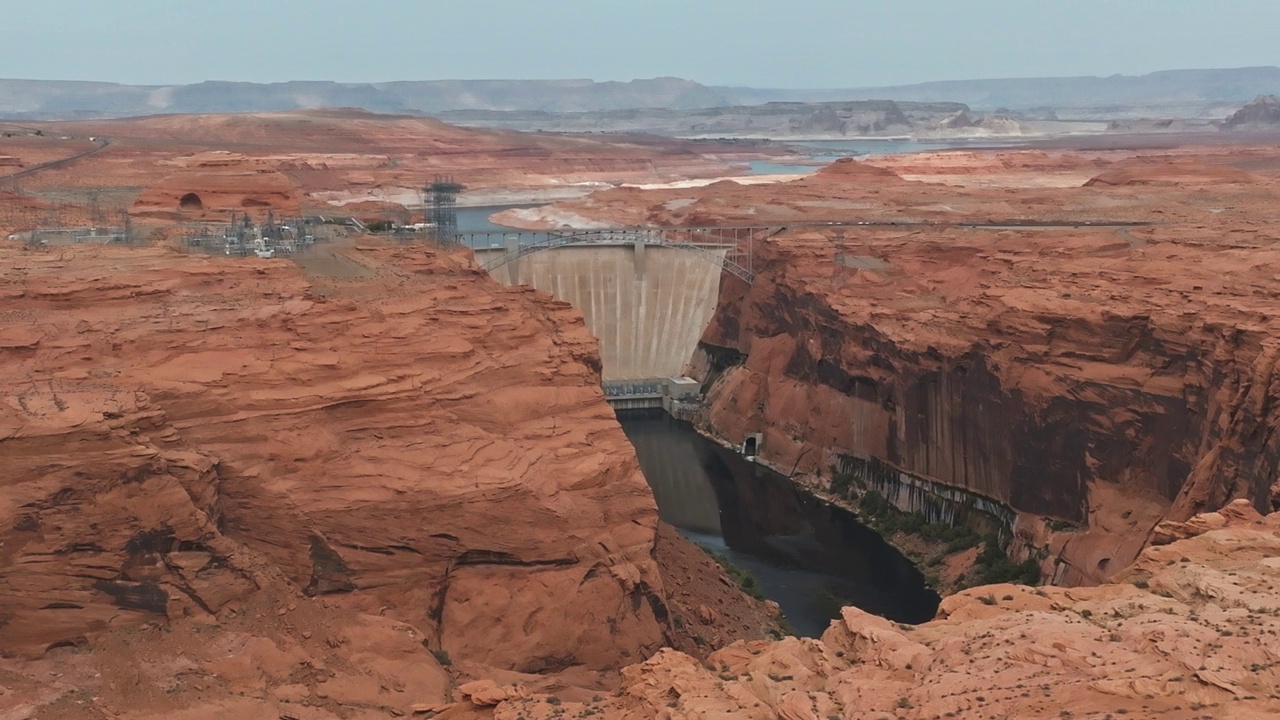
7, 111, 1280, 720
0, 110, 773, 230
505, 144, 1280, 588
0, 239, 777, 719
483, 502, 1280, 719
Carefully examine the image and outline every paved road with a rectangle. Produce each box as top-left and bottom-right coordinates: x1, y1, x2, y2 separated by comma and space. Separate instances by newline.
0, 137, 110, 185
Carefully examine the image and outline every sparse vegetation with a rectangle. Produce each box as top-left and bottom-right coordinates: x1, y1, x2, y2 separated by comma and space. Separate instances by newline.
1046, 519, 1080, 533
968, 536, 1042, 587
431, 649, 452, 666
708, 551, 765, 600
830, 470, 857, 497
848, 488, 1046, 591
857, 490, 985, 552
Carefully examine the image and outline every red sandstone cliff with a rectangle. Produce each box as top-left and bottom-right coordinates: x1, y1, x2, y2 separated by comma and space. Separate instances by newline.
514, 145, 1280, 588
0, 241, 675, 716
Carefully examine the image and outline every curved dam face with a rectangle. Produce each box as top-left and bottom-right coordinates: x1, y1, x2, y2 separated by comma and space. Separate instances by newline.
475, 244, 726, 381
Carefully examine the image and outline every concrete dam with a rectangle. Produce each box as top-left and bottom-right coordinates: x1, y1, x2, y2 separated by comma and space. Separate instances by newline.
470, 227, 768, 408
473, 243, 725, 380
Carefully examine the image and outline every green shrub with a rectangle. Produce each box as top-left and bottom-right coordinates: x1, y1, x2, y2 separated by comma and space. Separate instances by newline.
859, 490, 889, 518
709, 551, 765, 600
858, 490, 985, 555
969, 536, 1041, 586
830, 471, 856, 497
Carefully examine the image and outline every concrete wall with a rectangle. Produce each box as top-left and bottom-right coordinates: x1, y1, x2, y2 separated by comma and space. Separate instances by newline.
475, 244, 726, 381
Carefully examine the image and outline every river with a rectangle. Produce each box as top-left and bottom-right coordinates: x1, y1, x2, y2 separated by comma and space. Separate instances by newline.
618, 410, 939, 637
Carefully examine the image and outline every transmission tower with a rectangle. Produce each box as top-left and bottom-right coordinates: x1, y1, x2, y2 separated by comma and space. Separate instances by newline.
426, 175, 465, 242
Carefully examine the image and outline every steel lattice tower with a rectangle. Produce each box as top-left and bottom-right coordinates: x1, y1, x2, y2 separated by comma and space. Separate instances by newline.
426, 176, 465, 241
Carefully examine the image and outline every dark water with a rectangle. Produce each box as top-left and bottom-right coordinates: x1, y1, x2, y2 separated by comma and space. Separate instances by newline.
618, 410, 940, 637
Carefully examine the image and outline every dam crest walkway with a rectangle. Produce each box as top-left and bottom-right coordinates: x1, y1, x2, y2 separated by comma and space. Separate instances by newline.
460, 226, 781, 284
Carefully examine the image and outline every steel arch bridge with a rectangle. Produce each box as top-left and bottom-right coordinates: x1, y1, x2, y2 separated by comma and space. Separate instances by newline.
463, 226, 784, 283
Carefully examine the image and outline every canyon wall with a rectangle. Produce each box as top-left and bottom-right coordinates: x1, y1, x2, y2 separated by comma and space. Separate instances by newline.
473, 144, 1280, 588
690, 229, 1280, 585
0, 242, 669, 676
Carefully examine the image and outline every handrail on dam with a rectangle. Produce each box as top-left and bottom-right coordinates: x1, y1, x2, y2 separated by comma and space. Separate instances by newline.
466, 226, 781, 283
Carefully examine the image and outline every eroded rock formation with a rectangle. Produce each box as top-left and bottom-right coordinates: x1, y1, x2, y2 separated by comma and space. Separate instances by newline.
0, 240, 673, 668
0, 240, 702, 717
132, 167, 303, 218
1222, 94, 1280, 130
433, 502, 1280, 719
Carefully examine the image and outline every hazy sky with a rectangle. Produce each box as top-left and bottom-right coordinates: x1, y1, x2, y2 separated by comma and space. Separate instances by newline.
6, 0, 1278, 87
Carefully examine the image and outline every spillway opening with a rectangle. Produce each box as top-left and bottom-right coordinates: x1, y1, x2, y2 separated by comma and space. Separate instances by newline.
619, 409, 941, 636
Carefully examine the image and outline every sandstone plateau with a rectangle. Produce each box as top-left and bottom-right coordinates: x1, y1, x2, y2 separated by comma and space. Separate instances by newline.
0, 240, 777, 719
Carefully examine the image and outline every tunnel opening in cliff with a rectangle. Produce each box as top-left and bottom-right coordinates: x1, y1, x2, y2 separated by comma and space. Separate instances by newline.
178, 192, 203, 210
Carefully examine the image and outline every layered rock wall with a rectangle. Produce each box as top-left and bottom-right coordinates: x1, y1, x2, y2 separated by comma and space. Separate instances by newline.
0, 242, 669, 673
690, 230, 1280, 583
833, 453, 1017, 536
